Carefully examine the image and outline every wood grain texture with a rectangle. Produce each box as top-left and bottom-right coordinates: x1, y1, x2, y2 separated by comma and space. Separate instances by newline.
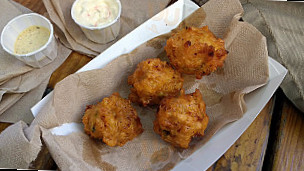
207, 98, 275, 171
0, 122, 12, 134
48, 52, 91, 88
13, 0, 46, 14
271, 97, 304, 171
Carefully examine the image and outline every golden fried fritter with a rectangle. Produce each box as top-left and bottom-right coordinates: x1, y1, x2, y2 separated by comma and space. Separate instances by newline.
165, 26, 228, 79
128, 58, 184, 106
153, 89, 209, 148
82, 92, 143, 147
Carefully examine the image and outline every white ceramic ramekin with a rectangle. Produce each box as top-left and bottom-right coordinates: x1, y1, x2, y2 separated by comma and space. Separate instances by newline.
0, 13, 57, 68
71, 0, 122, 44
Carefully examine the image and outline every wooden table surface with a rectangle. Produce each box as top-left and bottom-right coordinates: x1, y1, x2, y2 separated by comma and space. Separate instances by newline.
0, 0, 303, 170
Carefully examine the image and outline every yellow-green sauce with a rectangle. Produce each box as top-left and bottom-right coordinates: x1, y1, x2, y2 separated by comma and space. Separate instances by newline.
14, 25, 50, 55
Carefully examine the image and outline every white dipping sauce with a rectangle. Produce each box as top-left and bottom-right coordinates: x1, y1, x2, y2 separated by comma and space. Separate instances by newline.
73, 0, 119, 27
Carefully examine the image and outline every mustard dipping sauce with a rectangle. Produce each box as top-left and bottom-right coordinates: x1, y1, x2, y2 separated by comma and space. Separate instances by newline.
14, 25, 50, 55
73, 0, 119, 27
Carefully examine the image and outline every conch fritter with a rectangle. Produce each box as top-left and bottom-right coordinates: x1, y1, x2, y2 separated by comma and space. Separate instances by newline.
153, 89, 209, 148
82, 92, 143, 147
165, 26, 228, 79
128, 58, 184, 106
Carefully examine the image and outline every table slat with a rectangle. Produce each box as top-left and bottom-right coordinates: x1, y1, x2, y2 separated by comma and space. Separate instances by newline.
14, 0, 46, 14
271, 95, 304, 171
207, 97, 274, 171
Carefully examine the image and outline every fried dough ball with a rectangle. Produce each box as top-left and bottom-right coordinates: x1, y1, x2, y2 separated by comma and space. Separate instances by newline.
128, 58, 184, 106
165, 26, 228, 79
82, 92, 143, 147
153, 89, 209, 148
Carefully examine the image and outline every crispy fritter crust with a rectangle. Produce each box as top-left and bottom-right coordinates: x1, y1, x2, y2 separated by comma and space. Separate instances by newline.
165, 26, 228, 79
82, 93, 143, 147
153, 89, 209, 148
128, 58, 184, 106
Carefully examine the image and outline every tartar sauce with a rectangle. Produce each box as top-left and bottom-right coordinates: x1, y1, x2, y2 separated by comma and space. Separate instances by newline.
14, 26, 50, 55
73, 0, 119, 27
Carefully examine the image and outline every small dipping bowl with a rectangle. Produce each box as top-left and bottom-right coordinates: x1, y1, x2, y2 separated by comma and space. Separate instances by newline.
71, 0, 122, 44
0, 13, 57, 68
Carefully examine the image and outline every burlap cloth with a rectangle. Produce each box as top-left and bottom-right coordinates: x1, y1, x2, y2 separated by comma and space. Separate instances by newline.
240, 0, 304, 112
0, 0, 72, 124
0, 0, 270, 169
